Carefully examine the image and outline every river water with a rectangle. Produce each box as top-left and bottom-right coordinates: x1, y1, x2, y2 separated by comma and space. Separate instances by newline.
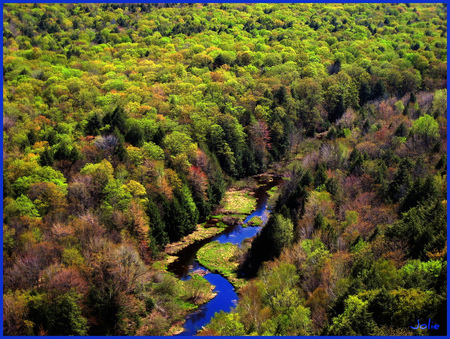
167, 177, 282, 336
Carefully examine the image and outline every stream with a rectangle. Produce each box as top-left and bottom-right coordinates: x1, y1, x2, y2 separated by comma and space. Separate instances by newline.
168, 177, 283, 336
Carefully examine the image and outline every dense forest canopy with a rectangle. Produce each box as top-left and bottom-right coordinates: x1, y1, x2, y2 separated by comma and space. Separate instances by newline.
3, 3, 447, 336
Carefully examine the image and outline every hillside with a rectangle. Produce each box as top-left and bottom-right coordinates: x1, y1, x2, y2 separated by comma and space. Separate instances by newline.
3, 3, 447, 336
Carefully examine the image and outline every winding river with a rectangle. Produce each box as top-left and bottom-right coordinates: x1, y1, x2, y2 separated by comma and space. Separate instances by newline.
167, 177, 282, 336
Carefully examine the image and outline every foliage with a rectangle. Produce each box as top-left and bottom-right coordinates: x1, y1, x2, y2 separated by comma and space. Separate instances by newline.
3, 3, 446, 336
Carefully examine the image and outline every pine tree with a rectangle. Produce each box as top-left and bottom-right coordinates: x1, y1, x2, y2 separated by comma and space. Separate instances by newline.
147, 199, 169, 247
40, 147, 54, 166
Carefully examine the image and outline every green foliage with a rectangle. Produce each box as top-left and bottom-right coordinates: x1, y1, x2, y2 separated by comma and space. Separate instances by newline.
386, 200, 446, 260
326, 295, 378, 335
314, 163, 328, 188
102, 106, 128, 135
4, 195, 40, 221
2, 3, 447, 337
27, 291, 88, 335
62, 247, 85, 267
400, 259, 446, 291
142, 142, 164, 160
250, 213, 294, 266
163, 131, 194, 155
411, 114, 440, 145
400, 175, 441, 213
432, 89, 447, 116
208, 312, 246, 336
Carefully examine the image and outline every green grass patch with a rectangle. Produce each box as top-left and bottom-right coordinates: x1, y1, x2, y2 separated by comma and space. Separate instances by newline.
197, 241, 246, 289
248, 216, 263, 226
222, 190, 256, 215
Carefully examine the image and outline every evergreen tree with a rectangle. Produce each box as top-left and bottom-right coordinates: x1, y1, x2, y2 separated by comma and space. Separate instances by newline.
147, 199, 169, 247
102, 106, 128, 135
372, 79, 386, 100
85, 113, 102, 136
328, 94, 346, 123
314, 163, 328, 188
40, 147, 54, 166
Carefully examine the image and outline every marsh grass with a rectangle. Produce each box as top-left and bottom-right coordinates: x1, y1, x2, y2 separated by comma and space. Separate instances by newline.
164, 224, 228, 255
197, 241, 246, 289
221, 190, 256, 215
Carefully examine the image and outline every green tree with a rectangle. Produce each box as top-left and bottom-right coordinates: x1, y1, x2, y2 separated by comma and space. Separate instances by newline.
386, 200, 446, 260
207, 312, 246, 335
411, 114, 440, 146
102, 106, 128, 135
326, 295, 378, 335
85, 112, 103, 136
251, 213, 294, 265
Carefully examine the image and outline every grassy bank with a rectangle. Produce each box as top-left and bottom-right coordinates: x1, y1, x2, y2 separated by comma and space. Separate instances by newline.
164, 223, 228, 255
197, 241, 246, 289
220, 189, 257, 215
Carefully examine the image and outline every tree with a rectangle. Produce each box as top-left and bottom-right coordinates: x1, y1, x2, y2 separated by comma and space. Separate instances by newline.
248, 120, 271, 172
209, 124, 237, 176
102, 106, 128, 135
386, 158, 413, 203
411, 114, 440, 146
3, 290, 34, 335
40, 147, 54, 166
328, 94, 346, 123
142, 142, 164, 160
87, 243, 146, 335
28, 181, 67, 217
400, 175, 440, 213
44, 292, 88, 335
371, 79, 386, 100
314, 163, 328, 188
207, 312, 246, 336
326, 295, 378, 335
163, 130, 194, 155
85, 113, 102, 136
292, 77, 324, 135
125, 122, 144, 147
250, 213, 294, 267
386, 200, 446, 260
432, 89, 447, 116
147, 198, 169, 247
213, 53, 226, 69
4, 195, 40, 222
188, 165, 210, 220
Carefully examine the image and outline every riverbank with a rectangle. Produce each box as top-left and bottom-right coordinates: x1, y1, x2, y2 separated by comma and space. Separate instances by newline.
197, 241, 249, 289
163, 185, 258, 256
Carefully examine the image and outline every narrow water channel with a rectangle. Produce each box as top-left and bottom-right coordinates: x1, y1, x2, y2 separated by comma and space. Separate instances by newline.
168, 177, 283, 336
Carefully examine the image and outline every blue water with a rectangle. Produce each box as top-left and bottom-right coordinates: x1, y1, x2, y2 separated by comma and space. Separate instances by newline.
178, 272, 238, 336
212, 211, 269, 245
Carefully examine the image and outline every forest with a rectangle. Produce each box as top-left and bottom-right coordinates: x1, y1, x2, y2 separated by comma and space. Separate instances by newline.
2, 3, 447, 336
